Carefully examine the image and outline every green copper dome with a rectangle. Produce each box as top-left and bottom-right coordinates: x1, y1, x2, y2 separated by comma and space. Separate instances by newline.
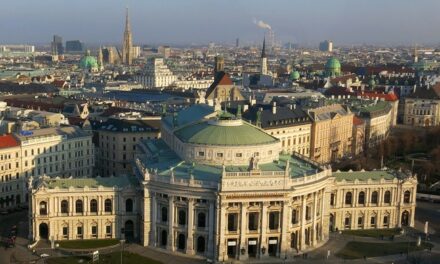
368, 77, 376, 87
325, 57, 341, 70
290, 70, 300, 80
325, 57, 341, 77
79, 50, 98, 71
174, 119, 278, 146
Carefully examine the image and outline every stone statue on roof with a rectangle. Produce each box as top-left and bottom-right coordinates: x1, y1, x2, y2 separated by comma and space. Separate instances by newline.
249, 156, 259, 171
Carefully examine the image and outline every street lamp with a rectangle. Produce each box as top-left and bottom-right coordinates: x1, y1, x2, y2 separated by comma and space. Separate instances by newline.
120, 238, 125, 264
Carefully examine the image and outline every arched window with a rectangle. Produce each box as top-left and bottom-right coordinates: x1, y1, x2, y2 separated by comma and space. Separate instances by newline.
345, 192, 352, 205
384, 191, 391, 204
39, 201, 47, 215
404, 191, 411, 203
126, 198, 133, 212
197, 212, 206, 228
197, 236, 205, 253
75, 199, 83, 213
104, 199, 112, 212
161, 207, 168, 222
61, 200, 68, 214
291, 209, 298, 224
358, 191, 365, 205
90, 199, 98, 213
178, 209, 187, 226
371, 191, 378, 204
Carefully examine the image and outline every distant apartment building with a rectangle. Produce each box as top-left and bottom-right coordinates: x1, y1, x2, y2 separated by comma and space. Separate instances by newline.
0, 126, 94, 209
403, 84, 440, 127
93, 112, 161, 177
0, 135, 23, 209
158, 45, 171, 58
136, 58, 177, 88
0, 45, 35, 53
308, 104, 354, 163
16, 126, 95, 179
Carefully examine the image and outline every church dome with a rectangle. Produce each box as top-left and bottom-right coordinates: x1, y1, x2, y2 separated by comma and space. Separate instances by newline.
290, 70, 300, 81
325, 57, 341, 77
325, 57, 341, 70
79, 50, 98, 71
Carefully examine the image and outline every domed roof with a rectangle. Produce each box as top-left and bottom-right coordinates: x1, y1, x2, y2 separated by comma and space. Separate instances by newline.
325, 57, 341, 69
290, 70, 300, 80
174, 118, 278, 146
79, 50, 98, 70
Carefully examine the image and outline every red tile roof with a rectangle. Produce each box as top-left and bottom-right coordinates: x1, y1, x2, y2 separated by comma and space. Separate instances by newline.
360, 91, 399, 101
353, 116, 364, 126
0, 134, 20, 149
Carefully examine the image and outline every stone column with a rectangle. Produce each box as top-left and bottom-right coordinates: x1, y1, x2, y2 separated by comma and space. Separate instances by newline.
260, 202, 269, 258
239, 202, 248, 260
218, 202, 227, 262
208, 201, 215, 258
312, 192, 317, 245
167, 196, 174, 251
300, 195, 306, 250
280, 200, 290, 259
186, 198, 195, 255
151, 194, 157, 247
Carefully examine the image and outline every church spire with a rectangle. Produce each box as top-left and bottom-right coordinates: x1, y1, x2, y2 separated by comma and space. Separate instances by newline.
125, 7, 130, 32
122, 7, 133, 65
261, 37, 266, 58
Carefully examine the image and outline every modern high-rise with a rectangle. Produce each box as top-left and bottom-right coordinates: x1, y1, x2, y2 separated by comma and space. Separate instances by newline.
121, 8, 133, 65
51, 35, 64, 55
319, 40, 333, 52
65, 40, 84, 53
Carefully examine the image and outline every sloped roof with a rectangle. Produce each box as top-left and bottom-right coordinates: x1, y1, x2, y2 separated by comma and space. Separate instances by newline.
174, 119, 278, 146
0, 134, 20, 149
205, 71, 233, 98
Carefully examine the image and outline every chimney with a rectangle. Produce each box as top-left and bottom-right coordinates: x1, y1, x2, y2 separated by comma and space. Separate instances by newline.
293, 104, 296, 110
243, 104, 249, 112
272, 102, 277, 114
288, 104, 293, 110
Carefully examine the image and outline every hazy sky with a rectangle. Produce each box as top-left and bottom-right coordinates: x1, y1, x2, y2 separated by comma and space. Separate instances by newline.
1, 0, 439, 46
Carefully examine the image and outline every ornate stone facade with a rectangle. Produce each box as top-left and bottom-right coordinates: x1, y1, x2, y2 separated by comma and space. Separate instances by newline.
30, 105, 417, 263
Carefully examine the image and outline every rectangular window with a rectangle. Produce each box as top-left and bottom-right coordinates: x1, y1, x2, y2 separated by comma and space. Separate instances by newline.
91, 226, 97, 237
77, 226, 83, 236
227, 213, 238, 232
198, 151, 205, 157
235, 153, 242, 157
269, 212, 280, 230
62, 227, 68, 238
217, 153, 223, 158
248, 212, 259, 231
106, 225, 111, 235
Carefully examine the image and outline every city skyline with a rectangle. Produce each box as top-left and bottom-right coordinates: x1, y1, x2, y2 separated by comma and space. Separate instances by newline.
1, 0, 440, 46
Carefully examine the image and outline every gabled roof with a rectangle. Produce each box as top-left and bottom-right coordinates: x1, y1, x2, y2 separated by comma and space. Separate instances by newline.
407, 83, 440, 100
205, 71, 233, 99
0, 134, 20, 149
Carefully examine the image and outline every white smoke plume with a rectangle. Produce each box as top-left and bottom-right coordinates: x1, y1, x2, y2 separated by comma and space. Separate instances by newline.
253, 18, 271, 30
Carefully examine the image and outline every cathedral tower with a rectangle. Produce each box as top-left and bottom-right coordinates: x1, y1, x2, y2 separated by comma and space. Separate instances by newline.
122, 8, 133, 65
260, 37, 268, 75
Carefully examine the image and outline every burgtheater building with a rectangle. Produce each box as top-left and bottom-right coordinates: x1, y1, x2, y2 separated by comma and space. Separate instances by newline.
30, 104, 417, 262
